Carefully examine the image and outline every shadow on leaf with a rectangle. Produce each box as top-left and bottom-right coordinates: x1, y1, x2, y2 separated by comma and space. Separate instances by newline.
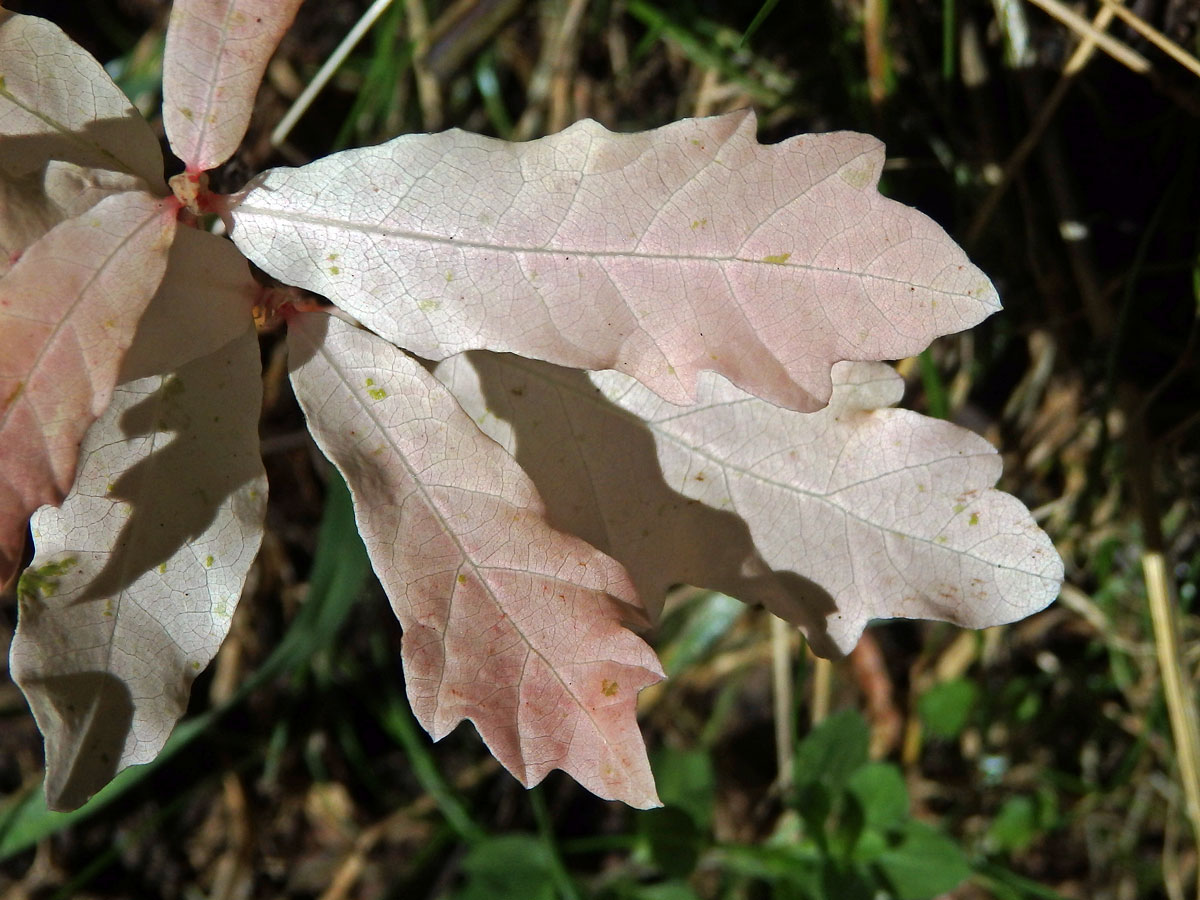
76, 337, 263, 604
0, 102, 161, 185
21, 670, 133, 810
456, 352, 842, 657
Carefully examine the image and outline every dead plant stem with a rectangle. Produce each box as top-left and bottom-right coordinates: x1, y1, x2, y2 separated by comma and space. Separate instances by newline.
1125, 384, 1200, 900
270, 0, 396, 148
810, 651, 832, 725
1021, 0, 1151, 73
771, 616, 795, 790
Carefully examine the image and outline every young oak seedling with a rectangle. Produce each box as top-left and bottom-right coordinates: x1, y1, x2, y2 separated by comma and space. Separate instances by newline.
0, 2, 1061, 811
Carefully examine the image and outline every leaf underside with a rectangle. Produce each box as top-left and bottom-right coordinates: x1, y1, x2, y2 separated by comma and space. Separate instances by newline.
162, 0, 304, 172
0, 191, 176, 588
0, 10, 164, 184
437, 352, 1063, 656
11, 326, 267, 810
230, 110, 1000, 412
118, 224, 259, 383
288, 312, 664, 807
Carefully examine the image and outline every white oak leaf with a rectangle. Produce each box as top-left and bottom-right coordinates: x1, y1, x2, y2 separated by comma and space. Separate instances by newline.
0, 190, 177, 589
230, 110, 999, 412
162, 0, 304, 172
0, 9, 163, 184
437, 353, 1063, 656
287, 312, 663, 807
10, 326, 267, 811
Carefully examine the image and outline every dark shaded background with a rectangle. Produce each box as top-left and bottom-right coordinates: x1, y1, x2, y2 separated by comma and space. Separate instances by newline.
2, 0, 1199, 897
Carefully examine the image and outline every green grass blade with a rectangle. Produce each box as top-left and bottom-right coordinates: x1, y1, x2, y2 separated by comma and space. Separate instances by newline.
475, 49, 513, 138
942, 0, 956, 80
378, 691, 487, 845
529, 787, 583, 900
626, 0, 780, 105
918, 349, 950, 419
740, 0, 781, 48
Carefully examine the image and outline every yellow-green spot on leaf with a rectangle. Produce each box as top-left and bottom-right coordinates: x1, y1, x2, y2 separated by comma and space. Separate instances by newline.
457, 574, 467, 584
191, 660, 201, 671
215, 600, 228, 618
180, 107, 194, 121
364, 378, 387, 400
327, 252, 339, 261
157, 562, 168, 574
0, 75, 6, 92
691, 218, 708, 230
418, 299, 441, 312
103, 599, 114, 618
935, 535, 949, 544
205, 555, 214, 568
601, 679, 619, 697
329, 266, 340, 275
917, 484, 927, 492
445, 271, 454, 282
761, 252, 791, 265
838, 160, 873, 189
953, 504, 965, 514
17, 556, 78, 603
969, 512, 980, 526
